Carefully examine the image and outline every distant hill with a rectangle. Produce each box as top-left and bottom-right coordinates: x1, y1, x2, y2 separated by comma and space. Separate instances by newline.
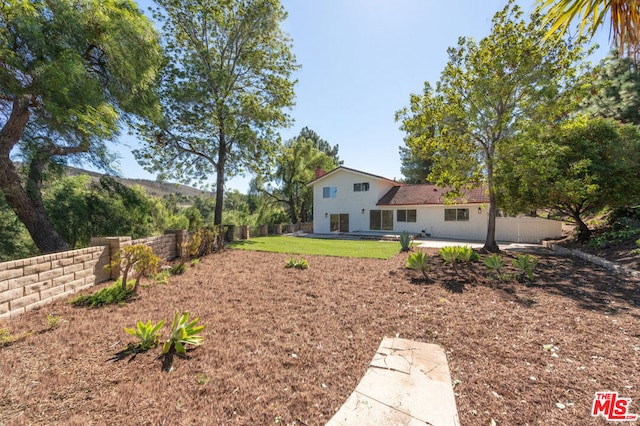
65, 166, 214, 199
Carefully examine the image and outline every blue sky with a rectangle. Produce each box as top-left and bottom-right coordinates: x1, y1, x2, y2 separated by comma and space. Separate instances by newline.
117, 0, 613, 192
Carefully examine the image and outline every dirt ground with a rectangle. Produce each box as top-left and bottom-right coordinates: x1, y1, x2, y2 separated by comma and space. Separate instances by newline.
1, 247, 639, 425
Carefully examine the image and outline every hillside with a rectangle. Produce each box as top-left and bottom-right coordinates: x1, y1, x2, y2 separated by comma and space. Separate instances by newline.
65, 166, 213, 199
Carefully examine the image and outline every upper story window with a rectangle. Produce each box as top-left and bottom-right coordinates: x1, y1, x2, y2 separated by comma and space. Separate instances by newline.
353, 182, 370, 192
323, 186, 337, 198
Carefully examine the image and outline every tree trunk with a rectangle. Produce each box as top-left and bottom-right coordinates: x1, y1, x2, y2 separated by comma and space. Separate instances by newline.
572, 212, 591, 242
213, 132, 226, 227
483, 160, 500, 252
0, 96, 70, 254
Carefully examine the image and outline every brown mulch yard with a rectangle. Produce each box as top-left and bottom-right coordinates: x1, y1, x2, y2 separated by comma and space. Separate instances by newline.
1, 247, 639, 425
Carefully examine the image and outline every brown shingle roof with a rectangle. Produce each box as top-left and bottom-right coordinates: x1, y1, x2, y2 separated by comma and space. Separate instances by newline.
377, 184, 488, 206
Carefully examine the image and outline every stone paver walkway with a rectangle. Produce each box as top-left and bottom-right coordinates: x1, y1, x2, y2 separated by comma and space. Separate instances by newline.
326, 337, 460, 426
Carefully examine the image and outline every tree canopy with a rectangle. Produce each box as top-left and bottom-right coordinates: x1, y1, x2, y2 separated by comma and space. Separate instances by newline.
580, 51, 640, 124
134, 0, 298, 228
255, 133, 336, 223
396, 1, 587, 251
0, 0, 162, 253
497, 117, 640, 240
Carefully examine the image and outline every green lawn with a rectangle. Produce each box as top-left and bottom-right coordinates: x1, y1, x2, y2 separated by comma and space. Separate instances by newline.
228, 235, 401, 259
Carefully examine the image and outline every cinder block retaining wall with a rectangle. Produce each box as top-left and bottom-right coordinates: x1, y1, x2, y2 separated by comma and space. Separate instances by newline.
0, 230, 186, 320
0, 246, 111, 320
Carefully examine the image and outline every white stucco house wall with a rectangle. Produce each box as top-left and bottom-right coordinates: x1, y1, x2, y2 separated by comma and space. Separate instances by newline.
307, 166, 563, 243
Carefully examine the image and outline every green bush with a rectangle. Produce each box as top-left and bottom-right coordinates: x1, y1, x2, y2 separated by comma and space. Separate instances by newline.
70, 280, 134, 307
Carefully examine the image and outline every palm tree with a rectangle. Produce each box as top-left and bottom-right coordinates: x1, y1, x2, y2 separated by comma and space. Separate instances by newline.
536, 0, 640, 60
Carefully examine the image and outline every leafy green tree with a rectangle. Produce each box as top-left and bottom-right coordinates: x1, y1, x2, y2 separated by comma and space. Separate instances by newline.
0, 0, 162, 253
580, 51, 640, 124
396, 1, 587, 251
87, 176, 157, 240
399, 145, 433, 184
43, 175, 92, 248
497, 117, 640, 241
0, 193, 37, 261
536, 0, 640, 60
135, 0, 298, 229
256, 136, 336, 223
297, 127, 342, 166
44, 175, 158, 247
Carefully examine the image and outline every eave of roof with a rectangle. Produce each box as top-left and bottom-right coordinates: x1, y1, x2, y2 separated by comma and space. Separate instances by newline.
306, 166, 400, 187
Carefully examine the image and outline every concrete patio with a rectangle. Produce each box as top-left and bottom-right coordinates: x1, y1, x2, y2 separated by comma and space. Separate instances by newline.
326, 337, 460, 426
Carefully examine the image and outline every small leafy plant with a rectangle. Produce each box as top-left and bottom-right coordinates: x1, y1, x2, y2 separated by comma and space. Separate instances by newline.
406, 250, 430, 280
124, 319, 166, 352
46, 313, 63, 329
70, 279, 134, 307
170, 263, 186, 275
285, 257, 309, 269
513, 254, 539, 282
440, 246, 479, 278
153, 269, 171, 285
163, 312, 205, 355
399, 231, 412, 252
483, 254, 505, 280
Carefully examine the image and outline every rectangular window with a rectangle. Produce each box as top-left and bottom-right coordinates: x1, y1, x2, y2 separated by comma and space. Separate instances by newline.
444, 208, 469, 222
353, 182, 370, 192
323, 186, 337, 198
397, 209, 417, 222
370, 210, 393, 230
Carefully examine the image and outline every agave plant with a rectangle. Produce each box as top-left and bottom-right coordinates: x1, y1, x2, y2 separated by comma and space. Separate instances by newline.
406, 250, 430, 280
483, 254, 505, 280
163, 312, 205, 355
513, 254, 539, 282
124, 319, 166, 352
399, 231, 412, 252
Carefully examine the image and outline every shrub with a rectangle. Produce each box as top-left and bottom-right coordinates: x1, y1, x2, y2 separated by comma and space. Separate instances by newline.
406, 250, 430, 280
513, 254, 539, 282
153, 269, 171, 284
170, 263, 186, 275
163, 312, 205, 355
285, 257, 309, 270
399, 231, 412, 252
483, 254, 505, 280
70, 279, 134, 307
124, 319, 166, 352
110, 244, 161, 294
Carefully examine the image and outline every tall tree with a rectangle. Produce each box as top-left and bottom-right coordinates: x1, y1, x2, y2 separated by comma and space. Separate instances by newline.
135, 0, 298, 228
536, 0, 640, 60
399, 145, 432, 184
580, 51, 640, 124
254, 136, 336, 223
497, 117, 640, 240
297, 126, 342, 166
0, 0, 162, 253
396, 1, 587, 252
